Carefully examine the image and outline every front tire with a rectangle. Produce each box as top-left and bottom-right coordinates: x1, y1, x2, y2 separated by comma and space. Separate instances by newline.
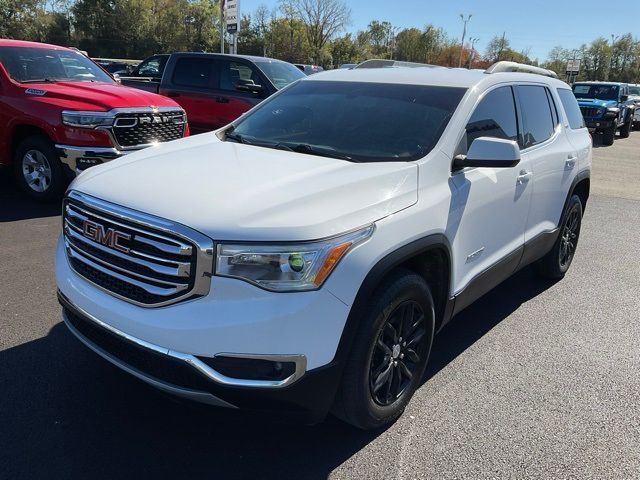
619, 114, 632, 138
535, 195, 583, 279
602, 126, 615, 146
14, 135, 66, 202
332, 269, 435, 430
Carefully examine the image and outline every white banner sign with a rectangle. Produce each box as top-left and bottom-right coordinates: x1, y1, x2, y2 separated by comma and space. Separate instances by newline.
566, 59, 581, 74
224, 0, 239, 34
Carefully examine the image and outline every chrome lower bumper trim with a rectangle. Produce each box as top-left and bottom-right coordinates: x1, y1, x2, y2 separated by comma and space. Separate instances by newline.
55, 144, 135, 173
59, 291, 307, 389
63, 311, 237, 408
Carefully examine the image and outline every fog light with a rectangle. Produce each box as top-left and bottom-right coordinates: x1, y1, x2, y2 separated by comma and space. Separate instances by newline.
198, 356, 296, 381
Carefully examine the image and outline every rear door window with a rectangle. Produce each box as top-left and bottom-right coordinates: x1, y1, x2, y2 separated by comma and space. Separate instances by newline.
557, 88, 585, 129
516, 85, 555, 148
172, 58, 215, 88
466, 86, 519, 147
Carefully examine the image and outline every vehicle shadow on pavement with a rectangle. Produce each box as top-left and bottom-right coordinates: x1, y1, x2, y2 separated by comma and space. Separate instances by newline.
0, 268, 557, 480
424, 267, 559, 384
0, 168, 61, 222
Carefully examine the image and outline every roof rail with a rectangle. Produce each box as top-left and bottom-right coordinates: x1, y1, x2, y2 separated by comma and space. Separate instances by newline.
486, 61, 559, 79
355, 59, 440, 69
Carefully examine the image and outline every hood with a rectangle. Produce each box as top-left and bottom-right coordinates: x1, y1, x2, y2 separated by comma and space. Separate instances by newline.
576, 98, 617, 108
21, 81, 179, 111
71, 134, 418, 241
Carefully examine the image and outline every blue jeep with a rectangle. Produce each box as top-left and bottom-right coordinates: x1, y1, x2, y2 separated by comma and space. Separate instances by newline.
572, 82, 635, 145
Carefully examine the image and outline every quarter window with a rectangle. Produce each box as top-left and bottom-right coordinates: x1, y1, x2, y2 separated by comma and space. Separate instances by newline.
516, 85, 555, 149
557, 88, 585, 130
466, 86, 518, 148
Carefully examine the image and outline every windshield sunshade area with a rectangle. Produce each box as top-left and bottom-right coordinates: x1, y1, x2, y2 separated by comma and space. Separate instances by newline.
229, 81, 467, 162
572, 84, 619, 101
0, 47, 114, 84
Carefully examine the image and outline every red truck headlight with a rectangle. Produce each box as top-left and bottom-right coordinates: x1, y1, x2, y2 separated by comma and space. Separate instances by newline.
62, 110, 114, 128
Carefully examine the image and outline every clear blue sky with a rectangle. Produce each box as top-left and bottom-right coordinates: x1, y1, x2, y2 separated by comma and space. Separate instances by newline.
245, 0, 637, 61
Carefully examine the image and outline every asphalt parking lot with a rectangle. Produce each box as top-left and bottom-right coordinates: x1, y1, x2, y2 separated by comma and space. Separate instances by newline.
1, 132, 639, 479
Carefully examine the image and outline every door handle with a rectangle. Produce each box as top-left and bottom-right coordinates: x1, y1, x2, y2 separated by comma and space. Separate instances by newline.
566, 156, 577, 169
516, 170, 532, 185
216, 97, 229, 103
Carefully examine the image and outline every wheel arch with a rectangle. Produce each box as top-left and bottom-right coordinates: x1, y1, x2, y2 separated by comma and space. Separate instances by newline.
10, 124, 52, 162
331, 234, 453, 368
568, 170, 590, 213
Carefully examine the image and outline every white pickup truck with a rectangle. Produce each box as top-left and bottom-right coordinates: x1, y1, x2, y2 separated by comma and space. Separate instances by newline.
56, 61, 592, 429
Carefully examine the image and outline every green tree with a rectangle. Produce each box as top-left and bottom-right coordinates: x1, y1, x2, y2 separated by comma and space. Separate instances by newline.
330, 33, 359, 66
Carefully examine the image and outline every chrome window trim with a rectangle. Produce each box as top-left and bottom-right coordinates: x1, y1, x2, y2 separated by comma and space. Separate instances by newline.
59, 291, 307, 389
65, 190, 214, 308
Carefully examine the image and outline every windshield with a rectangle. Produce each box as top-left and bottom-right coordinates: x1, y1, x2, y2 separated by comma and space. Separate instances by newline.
254, 60, 305, 89
629, 85, 640, 96
572, 84, 619, 101
0, 47, 114, 84
229, 80, 466, 162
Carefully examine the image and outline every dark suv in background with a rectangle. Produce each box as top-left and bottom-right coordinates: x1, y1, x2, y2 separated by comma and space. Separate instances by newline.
122, 53, 305, 133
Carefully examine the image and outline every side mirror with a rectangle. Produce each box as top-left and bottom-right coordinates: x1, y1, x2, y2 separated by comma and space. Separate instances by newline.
620, 94, 628, 102
235, 79, 264, 94
454, 137, 520, 169
112, 73, 121, 84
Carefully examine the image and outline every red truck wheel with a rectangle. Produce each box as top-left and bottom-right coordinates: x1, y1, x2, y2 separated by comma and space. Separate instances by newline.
14, 135, 66, 201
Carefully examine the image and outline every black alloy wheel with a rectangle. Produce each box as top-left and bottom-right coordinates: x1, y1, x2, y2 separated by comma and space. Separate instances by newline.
535, 194, 583, 279
369, 300, 426, 406
558, 202, 581, 270
332, 269, 435, 430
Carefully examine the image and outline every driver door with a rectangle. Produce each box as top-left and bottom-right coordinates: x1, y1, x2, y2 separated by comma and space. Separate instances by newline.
448, 85, 533, 309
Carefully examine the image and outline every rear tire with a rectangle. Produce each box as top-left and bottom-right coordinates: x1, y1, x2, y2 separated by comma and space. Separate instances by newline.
535, 195, 583, 279
602, 126, 615, 146
619, 114, 632, 138
332, 269, 435, 430
14, 135, 66, 202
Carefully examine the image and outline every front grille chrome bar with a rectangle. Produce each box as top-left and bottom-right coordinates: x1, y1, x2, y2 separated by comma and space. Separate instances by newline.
63, 190, 214, 307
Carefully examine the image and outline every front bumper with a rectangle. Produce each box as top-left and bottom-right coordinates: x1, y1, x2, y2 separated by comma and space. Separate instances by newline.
59, 291, 342, 423
55, 144, 137, 176
55, 237, 351, 421
584, 119, 615, 130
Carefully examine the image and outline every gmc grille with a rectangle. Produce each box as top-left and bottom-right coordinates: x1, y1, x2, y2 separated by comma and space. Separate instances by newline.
111, 111, 186, 148
63, 191, 213, 307
580, 106, 601, 119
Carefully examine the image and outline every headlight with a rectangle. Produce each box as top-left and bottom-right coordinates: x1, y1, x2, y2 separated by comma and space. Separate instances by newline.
603, 107, 619, 118
62, 110, 114, 128
216, 225, 374, 291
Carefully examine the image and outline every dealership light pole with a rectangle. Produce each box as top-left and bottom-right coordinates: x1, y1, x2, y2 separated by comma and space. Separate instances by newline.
458, 14, 472, 68
606, 34, 619, 81
468, 37, 479, 68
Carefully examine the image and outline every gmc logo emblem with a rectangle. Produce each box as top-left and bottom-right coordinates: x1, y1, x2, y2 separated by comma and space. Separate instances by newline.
82, 220, 131, 254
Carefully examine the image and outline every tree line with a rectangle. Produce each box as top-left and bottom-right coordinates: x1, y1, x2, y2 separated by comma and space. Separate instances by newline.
1, 0, 639, 82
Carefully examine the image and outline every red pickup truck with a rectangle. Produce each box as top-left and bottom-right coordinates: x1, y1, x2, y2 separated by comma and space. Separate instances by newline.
0, 40, 188, 200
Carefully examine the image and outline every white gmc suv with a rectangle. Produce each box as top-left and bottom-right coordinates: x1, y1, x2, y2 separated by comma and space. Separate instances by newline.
55, 62, 592, 429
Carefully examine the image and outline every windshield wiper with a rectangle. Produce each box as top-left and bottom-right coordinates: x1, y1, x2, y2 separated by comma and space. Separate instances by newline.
271, 142, 353, 161
21, 78, 57, 84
